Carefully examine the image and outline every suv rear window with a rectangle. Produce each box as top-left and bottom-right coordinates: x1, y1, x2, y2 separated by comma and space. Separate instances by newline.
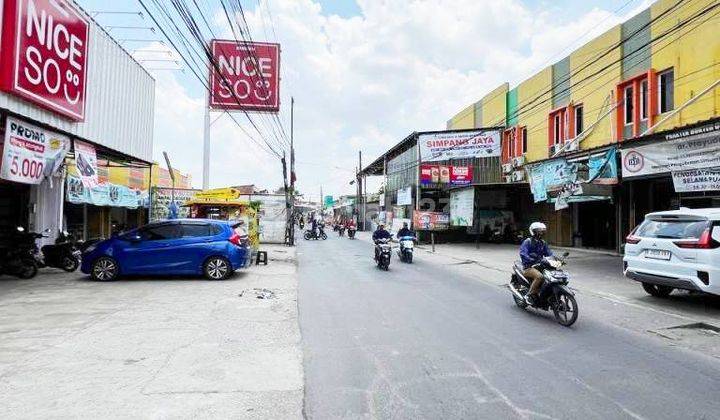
636, 218, 708, 239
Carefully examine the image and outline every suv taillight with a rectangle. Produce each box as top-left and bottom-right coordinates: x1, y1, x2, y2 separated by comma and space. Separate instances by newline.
673, 227, 718, 249
626, 225, 641, 244
228, 232, 249, 247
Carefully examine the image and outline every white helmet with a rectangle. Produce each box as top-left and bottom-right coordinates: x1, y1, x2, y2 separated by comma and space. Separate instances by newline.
529, 222, 547, 236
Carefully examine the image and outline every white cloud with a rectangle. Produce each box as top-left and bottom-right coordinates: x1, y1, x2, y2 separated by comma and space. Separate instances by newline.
145, 0, 644, 199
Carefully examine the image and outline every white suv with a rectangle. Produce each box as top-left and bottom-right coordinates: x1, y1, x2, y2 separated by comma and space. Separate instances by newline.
623, 208, 720, 297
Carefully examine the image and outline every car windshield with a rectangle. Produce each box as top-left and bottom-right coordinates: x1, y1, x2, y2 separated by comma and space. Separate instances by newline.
636, 218, 708, 239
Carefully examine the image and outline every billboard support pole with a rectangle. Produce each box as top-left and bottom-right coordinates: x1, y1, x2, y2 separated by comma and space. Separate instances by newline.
202, 90, 211, 190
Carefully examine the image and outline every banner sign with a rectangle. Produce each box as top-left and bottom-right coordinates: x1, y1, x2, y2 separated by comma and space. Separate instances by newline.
396, 186, 412, 206
588, 147, 618, 184
449, 187, 474, 227
412, 211, 449, 231
672, 168, 720, 192
209, 40, 280, 112
1, 117, 69, 184
0, 0, 89, 120
66, 174, 148, 208
419, 164, 473, 186
150, 187, 200, 221
73, 140, 98, 188
621, 125, 720, 178
418, 130, 501, 161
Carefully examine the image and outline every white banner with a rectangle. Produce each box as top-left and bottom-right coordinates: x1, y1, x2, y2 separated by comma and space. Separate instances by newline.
621, 125, 720, 177
396, 186, 412, 206
73, 140, 99, 188
419, 130, 501, 162
450, 187, 474, 227
1, 117, 69, 184
672, 168, 720, 192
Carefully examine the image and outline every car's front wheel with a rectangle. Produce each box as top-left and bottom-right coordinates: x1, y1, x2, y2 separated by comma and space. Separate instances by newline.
204, 256, 232, 280
91, 257, 119, 281
642, 282, 674, 298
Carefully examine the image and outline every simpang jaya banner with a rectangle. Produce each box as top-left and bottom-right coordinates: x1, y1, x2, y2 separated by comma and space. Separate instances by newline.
209, 40, 280, 112
1, 117, 69, 184
413, 211, 449, 231
0, 0, 90, 120
419, 130, 500, 161
73, 140, 99, 188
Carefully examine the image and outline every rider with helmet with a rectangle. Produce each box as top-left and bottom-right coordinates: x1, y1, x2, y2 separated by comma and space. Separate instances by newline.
520, 222, 553, 304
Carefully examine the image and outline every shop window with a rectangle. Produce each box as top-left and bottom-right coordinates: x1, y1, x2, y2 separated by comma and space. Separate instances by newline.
659, 69, 674, 113
640, 80, 648, 120
624, 85, 634, 125
553, 114, 561, 144
574, 105, 584, 136
521, 127, 528, 154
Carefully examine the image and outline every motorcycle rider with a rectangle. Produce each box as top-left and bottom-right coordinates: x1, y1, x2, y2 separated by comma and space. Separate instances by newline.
372, 224, 392, 260
311, 217, 318, 237
396, 222, 414, 239
520, 222, 553, 305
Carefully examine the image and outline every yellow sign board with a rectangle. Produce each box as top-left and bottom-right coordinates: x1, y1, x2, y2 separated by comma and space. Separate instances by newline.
193, 187, 240, 201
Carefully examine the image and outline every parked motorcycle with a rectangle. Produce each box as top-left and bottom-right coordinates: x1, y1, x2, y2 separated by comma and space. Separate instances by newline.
0, 227, 39, 279
347, 227, 356, 239
374, 238, 392, 270
38, 230, 82, 272
397, 235, 415, 263
304, 227, 327, 240
508, 252, 578, 327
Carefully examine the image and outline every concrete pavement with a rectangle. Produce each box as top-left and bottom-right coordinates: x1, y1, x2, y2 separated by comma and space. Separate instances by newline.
299, 233, 720, 419
0, 245, 303, 419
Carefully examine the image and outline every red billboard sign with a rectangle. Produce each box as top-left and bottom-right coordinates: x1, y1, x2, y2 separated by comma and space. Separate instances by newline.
209, 40, 280, 112
420, 164, 473, 186
0, 0, 90, 121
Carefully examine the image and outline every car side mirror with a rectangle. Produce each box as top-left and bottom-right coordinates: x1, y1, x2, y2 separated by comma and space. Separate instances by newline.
562, 252, 570, 258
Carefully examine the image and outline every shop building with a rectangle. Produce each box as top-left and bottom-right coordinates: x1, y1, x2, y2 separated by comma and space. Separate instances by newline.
0, 0, 155, 245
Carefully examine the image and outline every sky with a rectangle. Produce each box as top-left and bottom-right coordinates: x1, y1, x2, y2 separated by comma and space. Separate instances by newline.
76, 0, 653, 202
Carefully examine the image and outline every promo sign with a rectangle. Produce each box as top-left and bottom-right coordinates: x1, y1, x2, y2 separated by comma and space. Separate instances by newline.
209, 40, 280, 112
0, 0, 90, 121
420, 164, 473, 186
1, 116, 69, 184
412, 211, 449, 231
73, 139, 98, 188
418, 130, 500, 161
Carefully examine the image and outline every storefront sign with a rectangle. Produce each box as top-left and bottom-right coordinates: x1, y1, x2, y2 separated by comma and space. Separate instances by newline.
588, 147, 618, 184
194, 187, 240, 201
73, 140, 98, 188
529, 170, 547, 202
66, 174, 147, 208
419, 130, 500, 161
672, 168, 720, 192
1, 116, 69, 184
0, 0, 89, 120
396, 186, 412, 206
621, 127, 720, 178
419, 164, 473, 186
449, 187, 474, 227
412, 211, 449, 231
209, 40, 280, 112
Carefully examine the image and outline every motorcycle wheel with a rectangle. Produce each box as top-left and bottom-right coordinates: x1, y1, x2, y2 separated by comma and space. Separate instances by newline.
551, 291, 578, 327
61, 256, 80, 272
320, 233, 328, 240
406, 253, 413, 264
18, 260, 38, 279
304, 232, 311, 240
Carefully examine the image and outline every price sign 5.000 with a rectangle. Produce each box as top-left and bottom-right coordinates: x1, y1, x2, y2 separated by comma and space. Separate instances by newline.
1, 117, 69, 185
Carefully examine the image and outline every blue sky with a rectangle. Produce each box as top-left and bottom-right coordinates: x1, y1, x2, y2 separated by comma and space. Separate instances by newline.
74, 0, 652, 198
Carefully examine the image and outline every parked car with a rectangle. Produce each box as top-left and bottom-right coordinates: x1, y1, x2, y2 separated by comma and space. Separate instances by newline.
623, 208, 720, 297
81, 219, 250, 281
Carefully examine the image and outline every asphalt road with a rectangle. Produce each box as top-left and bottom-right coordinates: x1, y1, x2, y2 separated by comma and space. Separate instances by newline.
298, 234, 720, 419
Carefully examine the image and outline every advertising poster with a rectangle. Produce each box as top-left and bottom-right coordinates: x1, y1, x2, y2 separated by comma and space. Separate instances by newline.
621, 123, 720, 178
73, 140, 99, 188
1, 117, 69, 184
450, 166, 473, 185
150, 188, 200, 221
66, 174, 148, 208
209, 40, 280, 112
0, 0, 90, 120
672, 168, 720, 192
419, 130, 501, 161
420, 164, 473, 186
396, 187, 412, 206
412, 211, 449, 231
449, 187, 474, 226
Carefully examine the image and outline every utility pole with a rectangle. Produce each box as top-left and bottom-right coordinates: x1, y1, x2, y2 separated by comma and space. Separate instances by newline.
289, 97, 295, 245
357, 151, 363, 230
282, 152, 290, 245
202, 89, 211, 190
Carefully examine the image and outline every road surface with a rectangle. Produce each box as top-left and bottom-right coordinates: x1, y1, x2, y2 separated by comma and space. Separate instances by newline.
298, 234, 720, 419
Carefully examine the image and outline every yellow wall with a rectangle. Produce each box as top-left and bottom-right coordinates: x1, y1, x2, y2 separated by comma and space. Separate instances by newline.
516, 67, 553, 163
651, 0, 720, 131
481, 83, 509, 127
569, 26, 623, 149
448, 103, 475, 129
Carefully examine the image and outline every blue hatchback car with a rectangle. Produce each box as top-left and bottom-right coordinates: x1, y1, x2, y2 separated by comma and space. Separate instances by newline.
81, 219, 251, 281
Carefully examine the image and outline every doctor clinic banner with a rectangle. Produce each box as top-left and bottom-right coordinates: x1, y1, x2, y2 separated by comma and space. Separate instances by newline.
0, 0, 90, 121
1, 116, 69, 184
419, 130, 500, 161
209, 40, 280, 112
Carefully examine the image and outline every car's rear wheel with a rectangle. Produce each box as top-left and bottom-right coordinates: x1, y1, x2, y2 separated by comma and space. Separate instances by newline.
642, 282, 674, 298
204, 256, 232, 280
91, 257, 118, 281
